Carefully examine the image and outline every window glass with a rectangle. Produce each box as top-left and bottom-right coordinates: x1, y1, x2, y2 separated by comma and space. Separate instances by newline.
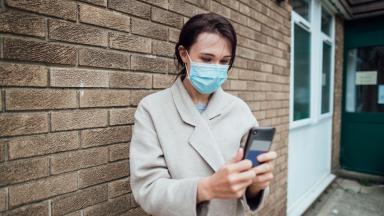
321, 7, 332, 36
293, 24, 311, 121
292, 0, 311, 21
345, 46, 384, 113
321, 42, 331, 114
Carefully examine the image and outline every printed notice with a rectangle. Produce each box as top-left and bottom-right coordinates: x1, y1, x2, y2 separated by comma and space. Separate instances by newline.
355, 71, 377, 85
379, 85, 384, 104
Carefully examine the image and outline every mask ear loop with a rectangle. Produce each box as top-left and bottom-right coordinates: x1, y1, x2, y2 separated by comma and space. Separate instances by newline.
184, 51, 192, 80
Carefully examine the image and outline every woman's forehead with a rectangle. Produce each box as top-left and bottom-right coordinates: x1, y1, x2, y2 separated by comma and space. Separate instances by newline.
190, 32, 232, 57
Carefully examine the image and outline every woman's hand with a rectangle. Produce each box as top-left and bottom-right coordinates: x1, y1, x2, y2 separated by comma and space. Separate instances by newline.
197, 148, 255, 203
246, 151, 277, 198
197, 148, 278, 203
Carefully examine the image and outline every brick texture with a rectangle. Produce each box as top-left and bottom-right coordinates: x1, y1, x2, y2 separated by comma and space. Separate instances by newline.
0, 0, 293, 215
49, 19, 108, 47
3, 38, 77, 65
80, 4, 130, 32
0, 63, 48, 87
332, 16, 345, 172
8, 172, 78, 207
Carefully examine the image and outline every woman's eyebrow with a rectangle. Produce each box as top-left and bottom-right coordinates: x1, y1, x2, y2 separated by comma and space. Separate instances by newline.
200, 52, 231, 58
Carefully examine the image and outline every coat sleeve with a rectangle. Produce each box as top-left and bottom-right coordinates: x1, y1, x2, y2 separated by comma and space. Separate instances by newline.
239, 113, 270, 214
129, 101, 202, 216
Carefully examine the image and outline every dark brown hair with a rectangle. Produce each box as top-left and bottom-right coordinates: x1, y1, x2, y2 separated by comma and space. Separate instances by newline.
174, 12, 237, 81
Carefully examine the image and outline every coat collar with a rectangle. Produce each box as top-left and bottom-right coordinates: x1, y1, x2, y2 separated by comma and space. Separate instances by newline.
170, 76, 228, 125
170, 76, 228, 172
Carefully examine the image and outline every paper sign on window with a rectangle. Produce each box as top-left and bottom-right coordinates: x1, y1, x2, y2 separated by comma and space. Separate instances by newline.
355, 71, 377, 85
379, 85, 384, 104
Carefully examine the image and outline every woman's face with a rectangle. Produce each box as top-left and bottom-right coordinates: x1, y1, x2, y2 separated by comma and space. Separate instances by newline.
179, 32, 232, 71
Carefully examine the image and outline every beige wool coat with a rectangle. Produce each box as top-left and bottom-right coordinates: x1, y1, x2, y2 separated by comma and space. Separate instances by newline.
129, 76, 269, 216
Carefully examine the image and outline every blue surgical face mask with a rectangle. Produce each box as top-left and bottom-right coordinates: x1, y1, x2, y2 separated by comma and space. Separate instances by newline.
185, 51, 229, 94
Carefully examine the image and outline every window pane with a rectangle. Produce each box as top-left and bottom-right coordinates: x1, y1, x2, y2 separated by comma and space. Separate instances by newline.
321, 42, 331, 114
321, 7, 332, 36
293, 24, 311, 121
345, 46, 384, 113
292, 0, 310, 21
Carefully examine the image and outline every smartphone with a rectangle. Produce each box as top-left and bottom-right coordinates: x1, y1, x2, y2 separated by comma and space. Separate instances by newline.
243, 127, 276, 166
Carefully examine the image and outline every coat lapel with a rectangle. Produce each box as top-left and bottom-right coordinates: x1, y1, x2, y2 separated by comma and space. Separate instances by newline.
170, 77, 227, 172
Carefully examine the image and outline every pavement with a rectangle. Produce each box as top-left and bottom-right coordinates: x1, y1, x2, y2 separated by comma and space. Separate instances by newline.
303, 178, 384, 216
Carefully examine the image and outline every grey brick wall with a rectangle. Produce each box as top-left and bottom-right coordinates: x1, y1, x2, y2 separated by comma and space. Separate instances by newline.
0, 0, 292, 215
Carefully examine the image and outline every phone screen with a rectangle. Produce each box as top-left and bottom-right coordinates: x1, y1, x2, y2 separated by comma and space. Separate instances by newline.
243, 127, 275, 167
245, 139, 272, 166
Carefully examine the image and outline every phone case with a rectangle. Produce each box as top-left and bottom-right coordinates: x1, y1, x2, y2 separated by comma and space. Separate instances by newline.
243, 127, 276, 166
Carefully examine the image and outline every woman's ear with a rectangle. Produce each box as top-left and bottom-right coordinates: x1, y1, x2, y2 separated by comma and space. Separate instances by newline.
178, 45, 188, 65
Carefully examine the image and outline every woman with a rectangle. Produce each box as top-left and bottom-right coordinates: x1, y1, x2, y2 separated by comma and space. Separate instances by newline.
130, 13, 277, 216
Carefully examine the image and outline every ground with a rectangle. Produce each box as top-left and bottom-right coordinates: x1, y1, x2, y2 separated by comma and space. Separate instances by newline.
303, 177, 384, 216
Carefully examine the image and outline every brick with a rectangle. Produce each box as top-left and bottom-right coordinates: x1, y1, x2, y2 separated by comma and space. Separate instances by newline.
120, 207, 149, 216
8, 131, 79, 160
81, 125, 131, 148
5, 88, 77, 111
64, 211, 82, 216
131, 18, 168, 40
52, 184, 108, 216
79, 160, 129, 188
0, 188, 6, 212
51, 109, 108, 131
0, 158, 49, 186
83, 194, 130, 216
168, 0, 206, 17
80, 4, 130, 32
231, 10, 247, 24
109, 71, 152, 89
9, 172, 78, 207
0, 9, 45, 37
0, 63, 48, 87
79, 0, 106, 6
129, 90, 154, 106
49, 19, 107, 47
144, 0, 168, 7
79, 48, 130, 70
109, 108, 136, 126
109, 143, 129, 161
108, 178, 130, 198
151, 7, 183, 28
79, 89, 130, 108
3, 202, 49, 216
109, 32, 151, 53
3, 38, 76, 65
152, 40, 175, 57
51, 147, 108, 174
0, 141, 4, 162
108, 0, 150, 19
219, 0, 239, 10
50, 68, 109, 88
169, 28, 181, 43
0, 113, 48, 137
5, 0, 77, 21
131, 55, 170, 73
153, 74, 176, 89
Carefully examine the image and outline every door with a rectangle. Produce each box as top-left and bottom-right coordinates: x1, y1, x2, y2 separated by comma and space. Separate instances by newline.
341, 15, 384, 176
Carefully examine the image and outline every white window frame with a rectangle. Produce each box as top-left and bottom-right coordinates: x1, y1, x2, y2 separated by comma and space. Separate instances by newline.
289, 0, 336, 129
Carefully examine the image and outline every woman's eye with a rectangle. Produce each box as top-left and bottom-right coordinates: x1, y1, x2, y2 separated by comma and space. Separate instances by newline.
220, 61, 229, 64
201, 58, 211, 62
